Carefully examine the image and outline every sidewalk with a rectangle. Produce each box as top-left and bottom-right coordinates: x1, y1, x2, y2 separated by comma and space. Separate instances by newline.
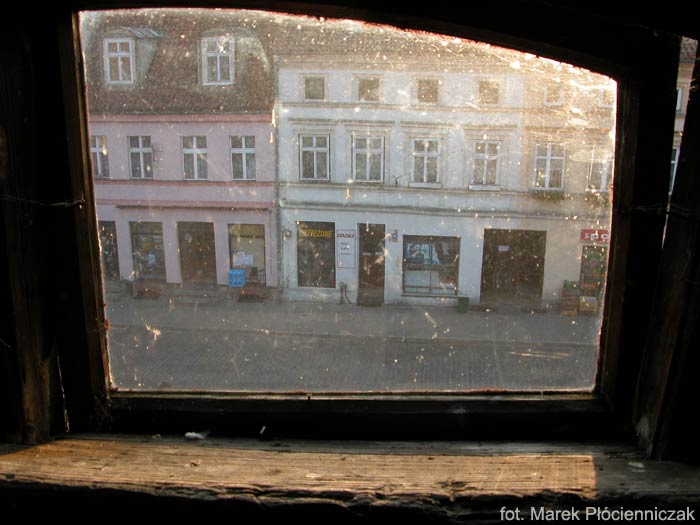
106, 296, 601, 347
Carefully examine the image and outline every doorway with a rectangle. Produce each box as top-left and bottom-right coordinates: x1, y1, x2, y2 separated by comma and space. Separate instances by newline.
480, 229, 546, 305
178, 222, 216, 284
357, 223, 385, 306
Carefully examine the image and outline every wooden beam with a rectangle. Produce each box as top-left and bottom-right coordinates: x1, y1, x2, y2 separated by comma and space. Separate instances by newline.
1, 436, 699, 521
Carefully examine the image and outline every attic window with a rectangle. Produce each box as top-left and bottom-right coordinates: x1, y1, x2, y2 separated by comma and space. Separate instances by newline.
202, 36, 234, 85
104, 37, 135, 84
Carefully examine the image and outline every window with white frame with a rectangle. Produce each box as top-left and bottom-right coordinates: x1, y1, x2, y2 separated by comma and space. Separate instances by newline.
471, 140, 500, 186
544, 83, 564, 106
300, 134, 330, 180
128, 136, 153, 179
356, 77, 381, 102
478, 80, 500, 105
412, 138, 440, 184
90, 135, 109, 179
303, 76, 325, 100
104, 38, 135, 84
230, 135, 256, 180
202, 36, 234, 85
587, 146, 613, 192
416, 78, 439, 104
352, 135, 384, 182
182, 136, 208, 180
534, 143, 565, 189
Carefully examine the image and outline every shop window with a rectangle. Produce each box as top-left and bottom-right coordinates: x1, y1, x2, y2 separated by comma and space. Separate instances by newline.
229, 224, 266, 284
297, 221, 335, 288
129, 222, 165, 280
403, 236, 459, 296
98, 221, 120, 280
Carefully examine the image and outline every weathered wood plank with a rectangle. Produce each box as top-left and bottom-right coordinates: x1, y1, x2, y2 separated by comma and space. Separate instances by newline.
2, 436, 700, 509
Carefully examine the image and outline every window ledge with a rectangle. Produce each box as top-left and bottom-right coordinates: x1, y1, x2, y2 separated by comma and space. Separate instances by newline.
1, 436, 700, 519
409, 182, 441, 189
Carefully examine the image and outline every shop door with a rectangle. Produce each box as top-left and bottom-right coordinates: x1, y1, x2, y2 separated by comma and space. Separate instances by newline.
178, 222, 217, 284
480, 229, 546, 305
357, 223, 385, 305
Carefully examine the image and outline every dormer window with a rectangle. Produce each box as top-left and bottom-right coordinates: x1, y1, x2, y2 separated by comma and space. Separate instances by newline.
104, 38, 134, 84
202, 36, 234, 85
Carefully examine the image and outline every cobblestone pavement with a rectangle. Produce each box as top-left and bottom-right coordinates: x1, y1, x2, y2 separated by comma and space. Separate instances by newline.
105, 296, 601, 392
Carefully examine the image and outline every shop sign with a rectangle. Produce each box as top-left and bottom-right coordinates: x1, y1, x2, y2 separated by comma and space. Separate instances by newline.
581, 229, 610, 244
336, 229, 356, 268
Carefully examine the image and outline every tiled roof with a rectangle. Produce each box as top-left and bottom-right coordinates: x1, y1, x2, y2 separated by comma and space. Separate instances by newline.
680, 37, 698, 63
82, 9, 275, 115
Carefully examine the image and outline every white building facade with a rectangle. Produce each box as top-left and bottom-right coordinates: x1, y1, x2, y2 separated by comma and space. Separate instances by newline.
274, 29, 615, 308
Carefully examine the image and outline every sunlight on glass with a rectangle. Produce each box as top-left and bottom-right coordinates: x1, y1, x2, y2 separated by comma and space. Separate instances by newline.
81, 8, 616, 393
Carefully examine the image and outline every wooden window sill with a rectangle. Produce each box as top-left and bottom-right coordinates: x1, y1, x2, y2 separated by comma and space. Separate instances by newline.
1, 435, 699, 519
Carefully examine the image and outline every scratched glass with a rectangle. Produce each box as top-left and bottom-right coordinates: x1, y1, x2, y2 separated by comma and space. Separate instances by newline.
81, 9, 615, 393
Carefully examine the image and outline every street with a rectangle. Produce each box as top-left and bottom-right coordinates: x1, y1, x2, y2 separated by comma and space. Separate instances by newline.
107, 322, 597, 392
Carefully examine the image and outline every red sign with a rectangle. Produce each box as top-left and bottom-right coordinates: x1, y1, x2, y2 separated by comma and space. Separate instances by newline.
581, 229, 610, 244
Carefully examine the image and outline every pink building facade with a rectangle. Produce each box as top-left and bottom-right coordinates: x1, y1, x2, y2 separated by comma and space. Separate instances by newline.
82, 11, 278, 296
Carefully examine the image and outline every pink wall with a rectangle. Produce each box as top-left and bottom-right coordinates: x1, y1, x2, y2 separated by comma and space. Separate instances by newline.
90, 115, 279, 287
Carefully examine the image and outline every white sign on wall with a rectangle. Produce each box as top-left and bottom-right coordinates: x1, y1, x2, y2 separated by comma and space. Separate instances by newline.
336, 229, 356, 268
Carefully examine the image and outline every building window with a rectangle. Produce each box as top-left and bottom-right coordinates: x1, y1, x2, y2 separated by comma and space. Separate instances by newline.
598, 88, 615, 108
412, 138, 440, 184
357, 77, 380, 102
534, 143, 565, 190
478, 80, 500, 105
352, 135, 384, 182
587, 147, 613, 192
90, 135, 109, 179
128, 136, 153, 179
130, 222, 166, 280
544, 83, 564, 106
231, 135, 256, 180
416, 78, 439, 104
202, 36, 234, 85
297, 221, 335, 288
676, 87, 683, 112
182, 136, 208, 180
300, 134, 330, 181
303, 76, 325, 100
471, 140, 500, 186
670, 147, 679, 194
104, 38, 134, 84
403, 236, 459, 296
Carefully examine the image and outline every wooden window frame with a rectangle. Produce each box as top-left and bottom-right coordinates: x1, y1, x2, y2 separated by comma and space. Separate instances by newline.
127, 135, 153, 179
230, 135, 256, 180
89, 135, 109, 179
1, 2, 694, 462
182, 135, 208, 180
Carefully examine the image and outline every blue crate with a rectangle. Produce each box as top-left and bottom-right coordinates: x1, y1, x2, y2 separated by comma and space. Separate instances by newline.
228, 268, 246, 288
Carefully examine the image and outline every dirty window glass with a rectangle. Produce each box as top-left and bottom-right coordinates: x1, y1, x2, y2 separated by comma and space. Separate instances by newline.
81, 9, 615, 393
